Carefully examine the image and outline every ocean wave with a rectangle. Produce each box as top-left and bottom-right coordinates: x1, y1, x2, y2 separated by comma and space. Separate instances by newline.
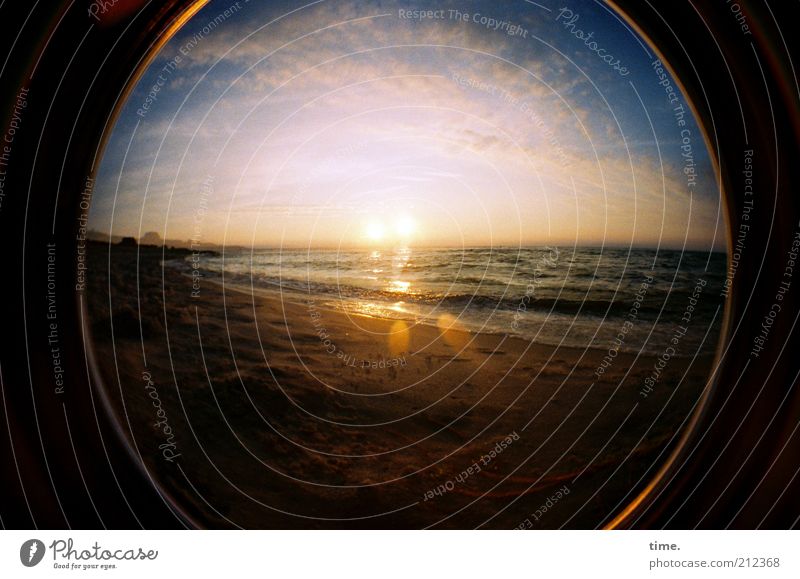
167, 247, 726, 324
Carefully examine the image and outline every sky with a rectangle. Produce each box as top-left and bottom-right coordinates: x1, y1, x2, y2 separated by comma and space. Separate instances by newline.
90, 0, 726, 251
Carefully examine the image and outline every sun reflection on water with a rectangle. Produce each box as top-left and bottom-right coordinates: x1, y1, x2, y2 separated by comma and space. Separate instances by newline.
389, 280, 411, 293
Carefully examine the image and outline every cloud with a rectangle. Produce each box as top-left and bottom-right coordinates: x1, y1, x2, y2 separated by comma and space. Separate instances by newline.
92, 0, 722, 250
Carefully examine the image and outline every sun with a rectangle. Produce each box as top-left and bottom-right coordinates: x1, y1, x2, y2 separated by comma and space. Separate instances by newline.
365, 221, 385, 241
363, 215, 417, 244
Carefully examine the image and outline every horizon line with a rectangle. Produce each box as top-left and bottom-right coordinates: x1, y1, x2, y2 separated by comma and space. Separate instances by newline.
95, 237, 727, 254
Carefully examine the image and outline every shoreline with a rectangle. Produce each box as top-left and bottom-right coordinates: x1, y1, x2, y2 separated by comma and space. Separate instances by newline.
191, 269, 715, 361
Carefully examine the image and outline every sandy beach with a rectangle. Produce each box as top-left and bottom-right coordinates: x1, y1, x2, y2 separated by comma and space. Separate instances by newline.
86, 243, 715, 528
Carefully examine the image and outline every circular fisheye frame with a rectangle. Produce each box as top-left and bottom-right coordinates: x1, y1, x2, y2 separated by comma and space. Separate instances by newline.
83, 0, 725, 529
0, 0, 797, 533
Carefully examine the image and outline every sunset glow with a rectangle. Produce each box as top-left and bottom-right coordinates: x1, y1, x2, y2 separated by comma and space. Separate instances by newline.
365, 221, 386, 242
89, 0, 723, 252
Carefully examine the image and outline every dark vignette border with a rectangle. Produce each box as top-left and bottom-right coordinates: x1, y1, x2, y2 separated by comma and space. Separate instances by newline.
0, 0, 797, 529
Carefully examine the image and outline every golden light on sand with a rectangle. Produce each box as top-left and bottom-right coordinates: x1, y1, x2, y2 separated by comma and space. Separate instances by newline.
436, 313, 469, 349
388, 320, 411, 355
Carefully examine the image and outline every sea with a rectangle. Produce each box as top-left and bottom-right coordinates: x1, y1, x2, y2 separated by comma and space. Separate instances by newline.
173, 246, 728, 356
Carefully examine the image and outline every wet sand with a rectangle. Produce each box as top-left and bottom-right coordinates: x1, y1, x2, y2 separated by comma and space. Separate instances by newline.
87, 244, 715, 528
